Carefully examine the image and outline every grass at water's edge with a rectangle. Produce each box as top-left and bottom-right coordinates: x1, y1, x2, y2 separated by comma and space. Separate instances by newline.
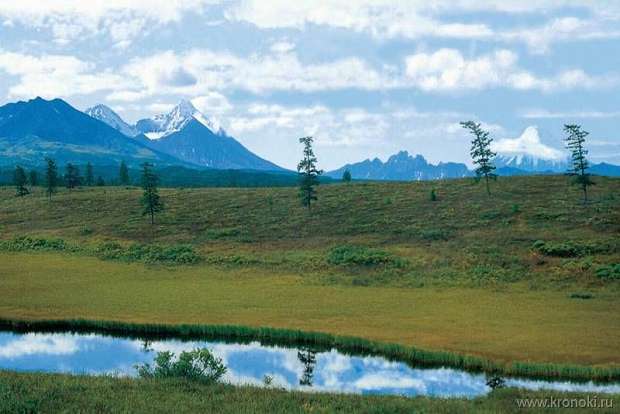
1, 371, 618, 414
1, 317, 618, 383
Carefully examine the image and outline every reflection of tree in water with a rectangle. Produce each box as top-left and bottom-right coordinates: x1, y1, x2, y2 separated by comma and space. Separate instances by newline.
297, 348, 317, 386
141, 340, 153, 353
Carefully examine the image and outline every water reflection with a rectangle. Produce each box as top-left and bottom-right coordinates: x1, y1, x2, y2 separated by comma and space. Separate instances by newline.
0, 331, 618, 398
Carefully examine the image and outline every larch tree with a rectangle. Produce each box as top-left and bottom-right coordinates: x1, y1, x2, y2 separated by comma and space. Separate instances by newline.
119, 161, 130, 186
297, 136, 323, 211
45, 158, 58, 200
461, 121, 497, 195
85, 162, 94, 186
64, 163, 81, 189
564, 124, 594, 203
140, 162, 164, 225
342, 169, 352, 183
14, 165, 29, 197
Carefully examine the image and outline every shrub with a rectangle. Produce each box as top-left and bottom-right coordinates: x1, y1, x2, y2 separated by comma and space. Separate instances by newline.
430, 189, 437, 201
327, 245, 406, 267
595, 264, 620, 280
95, 242, 200, 264
95, 242, 124, 260
136, 348, 226, 384
569, 292, 594, 300
0, 236, 68, 252
532, 240, 612, 258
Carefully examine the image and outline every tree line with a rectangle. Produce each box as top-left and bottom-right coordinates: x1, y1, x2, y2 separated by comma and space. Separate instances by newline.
459, 122, 594, 202
299, 122, 596, 209
8, 122, 597, 226
12, 159, 163, 224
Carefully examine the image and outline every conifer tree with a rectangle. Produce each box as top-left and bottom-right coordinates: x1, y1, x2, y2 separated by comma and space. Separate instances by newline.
85, 162, 94, 186
342, 169, 352, 183
140, 162, 164, 225
96, 176, 105, 186
14, 165, 29, 197
45, 157, 58, 200
461, 121, 497, 195
64, 163, 81, 189
29, 170, 38, 187
297, 136, 323, 210
564, 124, 594, 203
119, 161, 130, 186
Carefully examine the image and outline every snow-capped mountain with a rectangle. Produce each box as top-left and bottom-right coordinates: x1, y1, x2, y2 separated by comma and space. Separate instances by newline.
0, 97, 183, 167
135, 100, 223, 140
85, 104, 138, 138
493, 126, 569, 173
83, 100, 281, 171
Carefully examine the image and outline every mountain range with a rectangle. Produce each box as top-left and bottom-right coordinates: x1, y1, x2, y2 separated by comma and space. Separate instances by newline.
0, 97, 618, 181
0, 97, 180, 167
327, 151, 471, 180
88, 100, 282, 171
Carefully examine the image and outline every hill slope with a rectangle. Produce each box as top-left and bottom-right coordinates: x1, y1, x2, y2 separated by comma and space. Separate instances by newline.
131, 101, 283, 171
0, 97, 183, 167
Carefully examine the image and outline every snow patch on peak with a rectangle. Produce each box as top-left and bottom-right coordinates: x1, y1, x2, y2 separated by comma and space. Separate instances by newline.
493, 126, 565, 161
85, 104, 137, 137
139, 99, 225, 140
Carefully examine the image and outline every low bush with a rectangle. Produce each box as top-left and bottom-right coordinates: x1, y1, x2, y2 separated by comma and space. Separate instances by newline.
96, 242, 200, 264
532, 240, 612, 258
0, 236, 200, 265
0, 236, 69, 252
595, 264, 620, 281
136, 348, 227, 384
569, 292, 594, 300
327, 245, 406, 268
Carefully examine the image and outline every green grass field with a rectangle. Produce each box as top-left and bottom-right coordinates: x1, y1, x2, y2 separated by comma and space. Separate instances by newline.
1, 371, 618, 414
0, 176, 618, 409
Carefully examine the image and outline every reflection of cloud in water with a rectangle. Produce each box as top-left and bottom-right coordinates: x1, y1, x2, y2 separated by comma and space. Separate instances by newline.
0, 333, 79, 358
1, 332, 619, 398
506, 378, 620, 394
354, 372, 427, 392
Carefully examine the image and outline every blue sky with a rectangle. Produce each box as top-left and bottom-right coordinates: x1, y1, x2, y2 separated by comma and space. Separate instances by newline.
0, 1, 618, 170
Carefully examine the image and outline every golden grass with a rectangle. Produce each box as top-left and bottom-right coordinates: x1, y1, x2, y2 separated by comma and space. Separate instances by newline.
1, 252, 618, 367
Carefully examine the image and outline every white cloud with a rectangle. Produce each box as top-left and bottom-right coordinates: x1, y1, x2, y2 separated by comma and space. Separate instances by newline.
0, 1, 219, 46
270, 41, 296, 54
226, 1, 620, 51
0, 51, 126, 99
404, 49, 615, 92
493, 126, 565, 160
520, 109, 620, 119
502, 17, 620, 54
191, 92, 233, 115
107, 47, 614, 101
111, 49, 393, 100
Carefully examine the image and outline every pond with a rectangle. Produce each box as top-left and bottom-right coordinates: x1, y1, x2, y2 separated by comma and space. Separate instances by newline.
0, 330, 618, 398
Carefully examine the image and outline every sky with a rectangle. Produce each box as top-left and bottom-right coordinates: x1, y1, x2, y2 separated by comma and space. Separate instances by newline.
0, 0, 619, 170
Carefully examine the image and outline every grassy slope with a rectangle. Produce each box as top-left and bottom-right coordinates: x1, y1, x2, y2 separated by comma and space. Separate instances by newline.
0, 176, 618, 368
1, 371, 618, 414
1, 252, 618, 367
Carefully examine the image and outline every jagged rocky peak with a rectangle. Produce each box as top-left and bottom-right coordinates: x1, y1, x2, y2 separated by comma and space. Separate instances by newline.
85, 104, 138, 137
137, 100, 224, 140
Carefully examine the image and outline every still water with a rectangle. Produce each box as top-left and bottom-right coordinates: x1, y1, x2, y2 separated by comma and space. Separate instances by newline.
0, 331, 618, 398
